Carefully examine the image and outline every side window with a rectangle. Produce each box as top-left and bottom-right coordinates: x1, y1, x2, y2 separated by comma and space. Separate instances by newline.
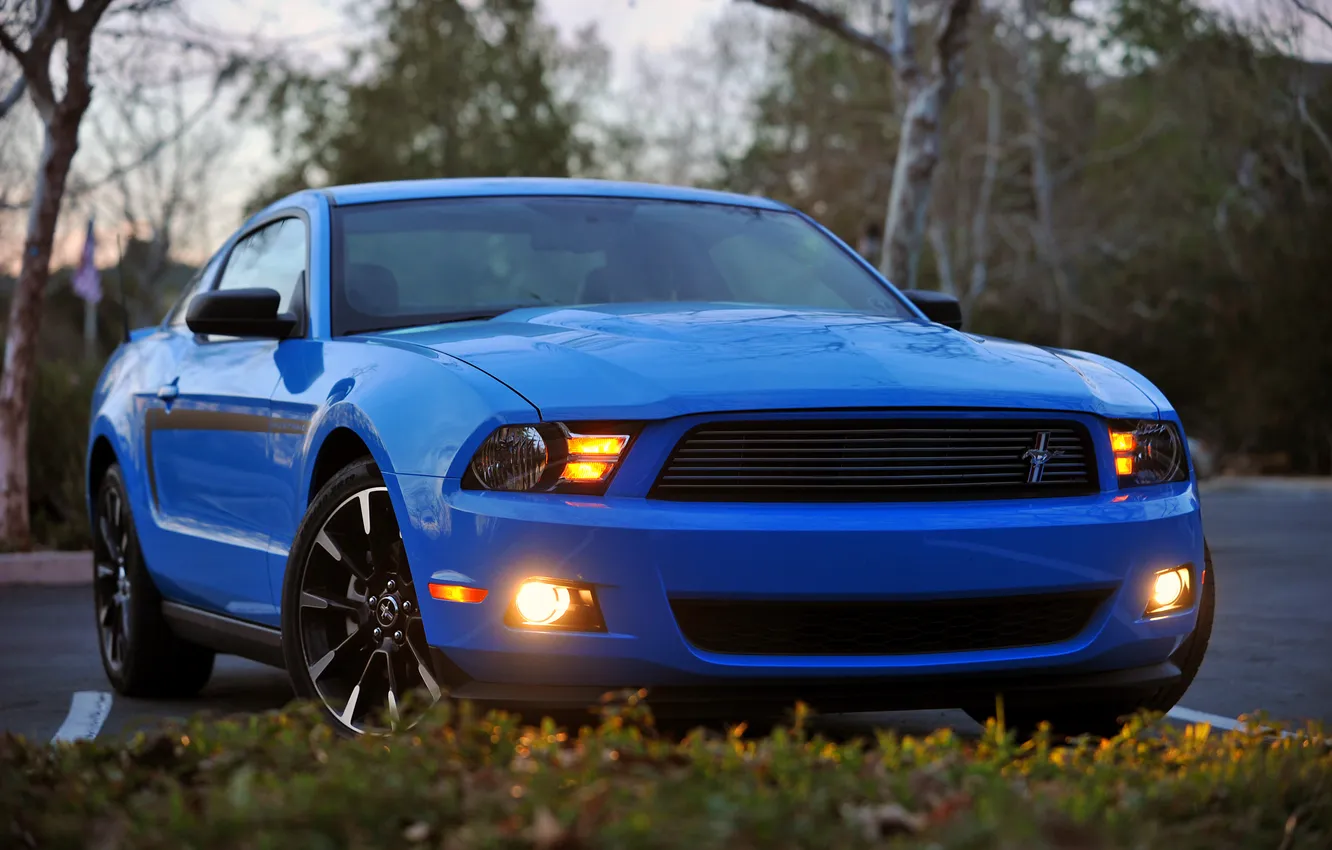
166, 254, 221, 327
216, 217, 307, 314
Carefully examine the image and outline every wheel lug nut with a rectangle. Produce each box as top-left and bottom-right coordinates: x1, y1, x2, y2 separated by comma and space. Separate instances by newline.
393, 630, 403, 643
373, 627, 383, 640
402, 600, 412, 613
386, 580, 396, 591
367, 595, 377, 607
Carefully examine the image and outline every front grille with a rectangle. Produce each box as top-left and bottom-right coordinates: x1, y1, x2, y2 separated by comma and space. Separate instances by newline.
650, 419, 1097, 502
670, 590, 1112, 656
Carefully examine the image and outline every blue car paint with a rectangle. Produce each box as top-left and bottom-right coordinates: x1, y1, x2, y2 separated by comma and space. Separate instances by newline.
381, 305, 1160, 428
87, 177, 1205, 692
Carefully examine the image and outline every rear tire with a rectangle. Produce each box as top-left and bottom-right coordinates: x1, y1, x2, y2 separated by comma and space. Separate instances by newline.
93, 464, 215, 697
967, 542, 1215, 738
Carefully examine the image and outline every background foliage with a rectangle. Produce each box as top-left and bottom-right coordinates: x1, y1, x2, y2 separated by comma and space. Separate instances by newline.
2, 696, 1330, 849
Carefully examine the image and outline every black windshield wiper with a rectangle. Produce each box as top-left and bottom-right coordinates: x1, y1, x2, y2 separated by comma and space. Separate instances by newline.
355, 303, 550, 334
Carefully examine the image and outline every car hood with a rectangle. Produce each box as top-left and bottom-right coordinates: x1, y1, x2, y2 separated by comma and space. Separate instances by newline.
379, 304, 1160, 421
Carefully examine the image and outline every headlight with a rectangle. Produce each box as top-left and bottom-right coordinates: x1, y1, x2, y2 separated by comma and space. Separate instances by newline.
466, 423, 634, 494
1109, 420, 1188, 487
469, 425, 549, 490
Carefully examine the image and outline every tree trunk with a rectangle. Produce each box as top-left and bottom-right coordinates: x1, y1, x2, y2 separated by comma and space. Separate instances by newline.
881, 81, 943, 288
1017, 0, 1075, 348
0, 112, 84, 547
966, 74, 1001, 315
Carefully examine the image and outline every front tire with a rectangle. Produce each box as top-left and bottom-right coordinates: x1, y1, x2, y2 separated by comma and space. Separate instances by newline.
93, 464, 215, 697
967, 542, 1216, 738
281, 459, 444, 735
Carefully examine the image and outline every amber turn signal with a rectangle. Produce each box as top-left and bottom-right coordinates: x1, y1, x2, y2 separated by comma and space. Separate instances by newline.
1110, 431, 1137, 453
566, 435, 629, 456
558, 432, 630, 484
428, 583, 488, 604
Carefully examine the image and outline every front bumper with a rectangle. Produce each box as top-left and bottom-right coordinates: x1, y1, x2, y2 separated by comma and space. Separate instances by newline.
431, 653, 1183, 717
390, 469, 1205, 710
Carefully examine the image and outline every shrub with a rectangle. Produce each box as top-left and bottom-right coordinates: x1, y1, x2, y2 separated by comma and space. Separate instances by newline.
27, 359, 100, 551
2, 696, 1329, 849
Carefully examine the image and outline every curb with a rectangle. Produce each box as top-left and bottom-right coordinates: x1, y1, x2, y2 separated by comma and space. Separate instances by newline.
0, 550, 91, 586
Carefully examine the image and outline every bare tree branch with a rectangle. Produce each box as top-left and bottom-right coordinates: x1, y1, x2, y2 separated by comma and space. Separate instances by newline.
0, 83, 218, 211
890, 0, 918, 85
72, 0, 115, 27
0, 77, 25, 120
1297, 88, 1332, 163
933, 0, 974, 100
1292, 0, 1332, 33
0, 23, 25, 61
741, 0, 902, 66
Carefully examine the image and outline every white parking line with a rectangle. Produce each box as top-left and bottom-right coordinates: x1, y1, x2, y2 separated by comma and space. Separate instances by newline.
1167, 705, 1244, 731
1168, 705, 1327, 742
50, 691, 113, 744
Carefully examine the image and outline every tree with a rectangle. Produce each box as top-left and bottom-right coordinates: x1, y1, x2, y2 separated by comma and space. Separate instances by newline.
244, 0, 600, 209
741, 0, 976, 288
0, 0, 121, 547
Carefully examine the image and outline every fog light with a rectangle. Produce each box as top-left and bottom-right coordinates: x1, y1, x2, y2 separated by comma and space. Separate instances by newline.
507, 578, 608, 631
514, 581, 571, 625
1145, 566, 1193, 615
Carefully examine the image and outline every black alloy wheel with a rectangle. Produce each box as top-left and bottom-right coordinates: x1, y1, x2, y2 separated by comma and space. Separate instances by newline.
92, 463, 215, 697
283, 460, 443, 735
93, 482, 133, 677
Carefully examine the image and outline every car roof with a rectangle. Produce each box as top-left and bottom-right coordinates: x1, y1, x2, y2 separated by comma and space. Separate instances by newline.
301, 177, 790, 212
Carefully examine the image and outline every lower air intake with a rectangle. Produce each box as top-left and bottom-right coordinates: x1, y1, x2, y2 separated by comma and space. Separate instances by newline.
669, 590, 1113, 656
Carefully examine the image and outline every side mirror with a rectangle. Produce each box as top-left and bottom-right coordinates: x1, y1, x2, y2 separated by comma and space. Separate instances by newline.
903, 290, 963, 330
186, 288, 296, 339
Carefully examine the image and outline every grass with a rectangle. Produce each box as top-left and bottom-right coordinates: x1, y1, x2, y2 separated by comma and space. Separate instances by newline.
1, 692, 1328, 849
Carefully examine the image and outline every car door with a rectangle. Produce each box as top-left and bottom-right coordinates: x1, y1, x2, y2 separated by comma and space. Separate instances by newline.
145, 216, 308, 626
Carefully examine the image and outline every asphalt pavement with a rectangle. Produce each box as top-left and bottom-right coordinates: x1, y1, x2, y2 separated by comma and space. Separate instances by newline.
3, 481, 1329, 743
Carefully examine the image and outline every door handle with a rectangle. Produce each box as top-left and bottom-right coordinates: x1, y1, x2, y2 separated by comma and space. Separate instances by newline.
156, 383, 179, 401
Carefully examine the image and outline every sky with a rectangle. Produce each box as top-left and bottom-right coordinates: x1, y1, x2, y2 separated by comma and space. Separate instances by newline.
195, 0, 727, 256
189, 0, 726, 81
1, 0, 731, 270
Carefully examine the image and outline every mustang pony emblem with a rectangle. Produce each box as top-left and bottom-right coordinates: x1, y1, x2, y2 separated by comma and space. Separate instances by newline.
1023, 431, 1066, 483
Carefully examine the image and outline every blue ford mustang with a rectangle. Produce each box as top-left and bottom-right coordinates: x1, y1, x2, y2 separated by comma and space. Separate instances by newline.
86, 178, 1212, 736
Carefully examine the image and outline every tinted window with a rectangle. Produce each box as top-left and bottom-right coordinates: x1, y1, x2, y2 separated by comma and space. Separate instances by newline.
217, 217, 307, 314
331, 197, 909, 335
166, 253, 221, 327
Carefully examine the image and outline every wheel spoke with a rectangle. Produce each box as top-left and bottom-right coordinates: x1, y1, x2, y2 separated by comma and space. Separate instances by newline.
406, 629, 443, 702
99, 602, 114, 628
309, 629, 366, 682
385, 655, 402, 725
339, 683, 362, 728
358, 490, 372, 535
108, 491, 128, 556
317, 529, 374, 582
340, 650, 387, 728
95, 562, 116, 580
301, 590, 359, 615
98, 516, 120, 562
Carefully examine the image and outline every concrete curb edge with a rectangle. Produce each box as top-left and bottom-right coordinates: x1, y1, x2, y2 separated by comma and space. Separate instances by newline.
0, 550, 91, 586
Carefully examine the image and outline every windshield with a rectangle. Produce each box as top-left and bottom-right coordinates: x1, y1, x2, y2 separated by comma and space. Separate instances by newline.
330, 196, 912, 335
